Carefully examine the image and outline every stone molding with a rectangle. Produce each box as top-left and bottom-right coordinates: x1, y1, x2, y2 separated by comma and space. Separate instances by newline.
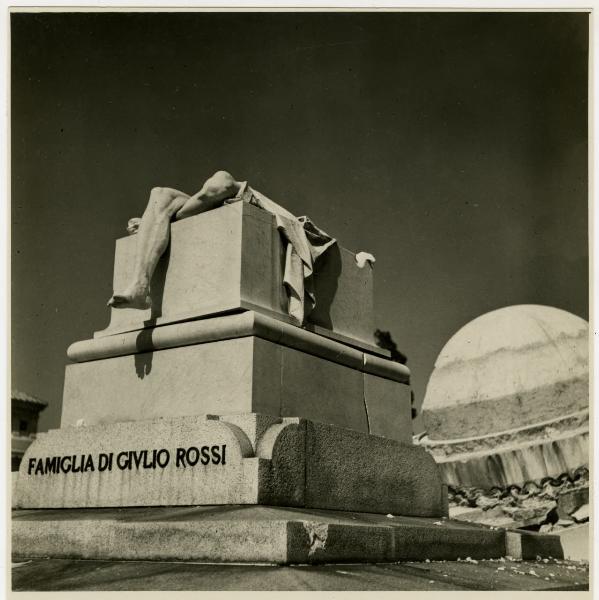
67, 310, 410, 384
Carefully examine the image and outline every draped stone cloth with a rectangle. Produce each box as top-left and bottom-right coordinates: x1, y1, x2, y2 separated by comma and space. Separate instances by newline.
224, 182, 336, 325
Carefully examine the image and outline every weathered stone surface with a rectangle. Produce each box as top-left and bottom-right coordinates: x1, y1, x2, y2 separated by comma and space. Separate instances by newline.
449, 505, 519, 529
364, 374, 412, 442
62, 337, 260, 427
286, 519, 395, 564
307, 243, 375, 349
254, 417, 306, 506
557, 486, 589, 519
15, 414, 443, 516
554, 523, 589, 561
13, 507, 293, 563
304, 421, 446, 516
63, 334, 411, 441
279, 345, 368, 433
392, 519, 505, 561
422, 410, 589, 458
504, 530, 564, 561
16, 414, 304, 509
97, 201, 378, 351
501, 500, 557, 527
12, 505, 509, 565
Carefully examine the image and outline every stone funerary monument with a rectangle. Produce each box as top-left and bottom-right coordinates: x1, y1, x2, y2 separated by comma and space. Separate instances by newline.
12, 181, 546, 564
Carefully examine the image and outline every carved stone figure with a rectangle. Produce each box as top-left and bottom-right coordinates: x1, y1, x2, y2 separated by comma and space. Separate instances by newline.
108, 171, 336, 325
108, 171, 240, 310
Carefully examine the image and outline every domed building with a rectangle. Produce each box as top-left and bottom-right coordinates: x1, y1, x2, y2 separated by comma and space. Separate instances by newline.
419, 304, 588, 491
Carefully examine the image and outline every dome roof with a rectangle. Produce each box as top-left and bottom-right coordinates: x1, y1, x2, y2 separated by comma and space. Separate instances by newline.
422, 305, 588, 441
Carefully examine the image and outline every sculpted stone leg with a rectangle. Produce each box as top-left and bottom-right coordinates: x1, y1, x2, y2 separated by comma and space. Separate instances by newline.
108, 171, 241, 309
175, 170, 240, 221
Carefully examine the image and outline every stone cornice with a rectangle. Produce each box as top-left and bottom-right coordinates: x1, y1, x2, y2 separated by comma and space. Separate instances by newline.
67, 310, 411, 384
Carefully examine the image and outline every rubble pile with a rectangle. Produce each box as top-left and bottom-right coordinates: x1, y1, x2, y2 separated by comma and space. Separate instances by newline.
448, 466, 589, 532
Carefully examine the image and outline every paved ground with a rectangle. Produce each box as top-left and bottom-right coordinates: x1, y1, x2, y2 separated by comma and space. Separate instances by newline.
12, 556, 589, 591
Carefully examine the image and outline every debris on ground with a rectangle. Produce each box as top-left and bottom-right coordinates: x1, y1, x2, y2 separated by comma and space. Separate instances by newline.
447, 468, 589, 533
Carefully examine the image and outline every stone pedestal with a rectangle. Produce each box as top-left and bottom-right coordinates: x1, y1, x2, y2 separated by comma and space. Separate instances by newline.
15, 413, 446, 515
64, 311, 412, 441
15, 201, 543, 566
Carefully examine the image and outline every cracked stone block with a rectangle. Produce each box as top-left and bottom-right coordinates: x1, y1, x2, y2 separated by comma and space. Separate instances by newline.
279, 344, 367, 434
62, 334, 411, 442
363, 374, 412, 442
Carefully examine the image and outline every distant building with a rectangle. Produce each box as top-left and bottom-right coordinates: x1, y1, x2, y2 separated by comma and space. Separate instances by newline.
416, 305, 589, 547
11, 389, 47, 471
419, 304, 588, 487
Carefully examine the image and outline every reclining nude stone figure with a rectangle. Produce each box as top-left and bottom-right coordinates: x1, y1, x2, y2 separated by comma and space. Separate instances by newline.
108, 170, 336, 325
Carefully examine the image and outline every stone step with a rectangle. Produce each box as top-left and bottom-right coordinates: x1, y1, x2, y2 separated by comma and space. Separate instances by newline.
12, 505, 524, 565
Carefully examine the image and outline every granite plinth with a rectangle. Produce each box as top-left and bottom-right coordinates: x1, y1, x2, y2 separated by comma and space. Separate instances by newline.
63, 324, 412, 442
12, 505, 511, 565
14, 414, 446, 516
97, 201, 379, 353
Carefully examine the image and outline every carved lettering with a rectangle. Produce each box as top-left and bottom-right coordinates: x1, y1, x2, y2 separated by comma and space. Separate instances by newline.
25, 444, 227, 476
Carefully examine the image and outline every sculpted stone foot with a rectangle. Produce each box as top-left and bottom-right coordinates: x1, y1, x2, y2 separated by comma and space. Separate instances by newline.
107, 283, 152, 309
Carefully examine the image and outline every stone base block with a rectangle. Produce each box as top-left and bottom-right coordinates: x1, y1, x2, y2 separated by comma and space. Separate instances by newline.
62, 327, 412, 442
553, 523, 589, 562
505, 530, 565, 561
12, 505, 510, 565
14, 414, 446, 516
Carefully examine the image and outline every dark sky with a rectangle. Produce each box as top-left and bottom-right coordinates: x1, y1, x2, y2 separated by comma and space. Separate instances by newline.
11, 11, 588, 433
